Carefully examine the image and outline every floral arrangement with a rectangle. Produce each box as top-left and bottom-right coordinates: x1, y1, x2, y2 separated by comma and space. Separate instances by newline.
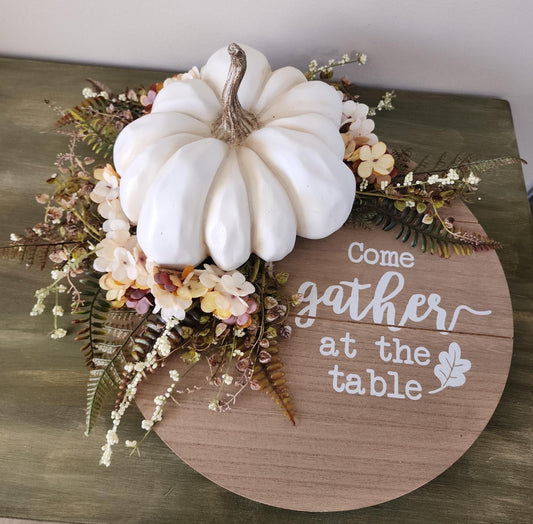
1, 44, 518, 467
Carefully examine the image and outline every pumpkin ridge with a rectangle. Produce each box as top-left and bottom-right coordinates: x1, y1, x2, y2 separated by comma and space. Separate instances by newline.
114, 112, 211, 174
151, 78, 221, 123
236, 145, 297, 262
262, 113, 345, 159
120, 132, 207, 224
252, 66, 307, 115
137, 137, 228, 268
201, 147, 252, 270
257, 80, 343, 128
245, 126, 355, 239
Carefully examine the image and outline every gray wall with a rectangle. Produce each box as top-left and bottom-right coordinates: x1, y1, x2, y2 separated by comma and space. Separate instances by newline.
1, 0, 531, 199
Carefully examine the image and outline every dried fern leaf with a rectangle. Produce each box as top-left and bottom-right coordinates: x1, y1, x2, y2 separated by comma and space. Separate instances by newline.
252, 342, 295, 425
0, 228, 77, 270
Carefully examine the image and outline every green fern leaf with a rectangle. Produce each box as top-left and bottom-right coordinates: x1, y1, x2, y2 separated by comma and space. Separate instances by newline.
353, 198, 500, 257
84, 309, 152, 435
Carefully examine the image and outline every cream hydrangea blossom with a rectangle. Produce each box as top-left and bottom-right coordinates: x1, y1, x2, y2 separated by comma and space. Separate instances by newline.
340, 100, 378, 159
199, 268, 255, 319
93, 233, 131, 273
197, 264, 225, 289
163, 67, 201, 87
99, 199, 130, 233
218, 271, 255, 297
90, 165, 120, 203
151, 286, 192, 321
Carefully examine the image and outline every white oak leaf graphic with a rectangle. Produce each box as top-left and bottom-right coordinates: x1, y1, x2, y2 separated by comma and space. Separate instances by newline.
428, 342, 471, 394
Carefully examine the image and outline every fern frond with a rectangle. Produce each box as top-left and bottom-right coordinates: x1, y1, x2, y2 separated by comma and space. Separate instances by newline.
253, 342, 295, 425
413, 155, 523, 177
113, 318, 166, 410
73, 275, 111, 370
84, 308, 152, 435
353, 198, 500, 257
459, 157, 525, 176
0, 231, 78, 270
56, 90, 145, 160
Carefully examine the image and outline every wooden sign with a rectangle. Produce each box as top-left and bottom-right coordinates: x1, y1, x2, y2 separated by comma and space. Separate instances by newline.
136, 201, 513, 511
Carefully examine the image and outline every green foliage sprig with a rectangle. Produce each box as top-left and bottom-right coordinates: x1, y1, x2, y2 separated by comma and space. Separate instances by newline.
352, 197, 501, 257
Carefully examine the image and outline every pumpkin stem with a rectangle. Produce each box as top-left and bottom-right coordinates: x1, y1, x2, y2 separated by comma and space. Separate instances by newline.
212, 43, 259, 145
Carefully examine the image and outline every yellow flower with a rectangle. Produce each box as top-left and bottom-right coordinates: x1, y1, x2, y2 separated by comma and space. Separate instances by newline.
354, 142, 394, 179
201, 291, 232, 319
99, 272, 129, 303
177, 274, 209, 300
93, 163, 120, 182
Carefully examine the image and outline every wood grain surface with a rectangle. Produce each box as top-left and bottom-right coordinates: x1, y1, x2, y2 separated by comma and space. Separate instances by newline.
136, 201, 513, 511
0, 58, 532, 523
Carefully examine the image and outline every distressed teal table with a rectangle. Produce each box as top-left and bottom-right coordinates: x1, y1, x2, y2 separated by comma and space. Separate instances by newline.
0, 58, 531, 523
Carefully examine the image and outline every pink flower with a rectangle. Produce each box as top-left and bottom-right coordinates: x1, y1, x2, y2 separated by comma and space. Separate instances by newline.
125, 288, 153, 315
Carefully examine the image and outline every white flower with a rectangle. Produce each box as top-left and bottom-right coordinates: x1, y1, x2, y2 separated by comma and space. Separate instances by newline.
52, 305, 64, 316
93, 234, 131, 273
51, 269, 65, 280
124, 440, 137, 448
197, 263, 225, 289
100, 446, 112, 467
341, 102, 378, 161
154, 395, 166, 406
154, 335, 171, 357
208, 400, 219, 411
342, 102, 377, 138
50, 328, 67, 339
109, 247, 138, 283
466, 172, 481, 185
208, 290, 248, 317
141, 419, 153, 430
169, 369, 180, 382
102, 215, 130, 234
152, 288, 191, 321
222, 373, 233, 385
106, 428, 119, 445
130, 240, 153, 288
82, 87, 97, 99
30, 302, 45, 316
118, 93, 127, 102
217, 271, 254, 297
342, 102, 378, 150
448, 168, 460, 181
98, 198, 129, 224
90, 167, 120, 204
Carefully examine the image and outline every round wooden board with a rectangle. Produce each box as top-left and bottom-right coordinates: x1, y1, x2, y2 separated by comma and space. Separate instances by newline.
136, 201, 513, 512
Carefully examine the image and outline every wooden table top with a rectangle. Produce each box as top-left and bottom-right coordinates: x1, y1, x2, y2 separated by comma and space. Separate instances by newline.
0, 57, 531, 523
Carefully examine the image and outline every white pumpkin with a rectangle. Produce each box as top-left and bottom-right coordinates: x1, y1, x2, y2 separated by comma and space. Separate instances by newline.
114, 43, 355, 271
